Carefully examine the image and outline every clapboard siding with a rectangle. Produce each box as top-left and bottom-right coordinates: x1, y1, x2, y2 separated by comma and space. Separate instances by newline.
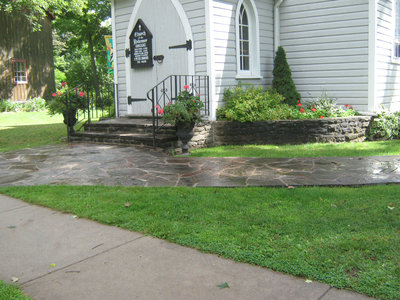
114, 0, 135, 116
0, 12, 55, 101
280, 0, 369, 111
211, 0, 274, 107
375, 0, 400, 111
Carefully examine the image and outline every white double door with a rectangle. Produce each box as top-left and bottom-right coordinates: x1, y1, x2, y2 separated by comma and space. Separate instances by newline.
127, 0, 189, 115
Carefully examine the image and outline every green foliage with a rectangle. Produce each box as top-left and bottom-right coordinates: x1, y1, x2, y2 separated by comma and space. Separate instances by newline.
305, 92, 355, 118
162, 87, 204, 126
272, 46, 301, 106
368, 107, 400, 140
46, 83, 87, 116
0, 0, 86, 31
217, 85, 289, 122
2, 184, 400, 299
0, 98, 47, 112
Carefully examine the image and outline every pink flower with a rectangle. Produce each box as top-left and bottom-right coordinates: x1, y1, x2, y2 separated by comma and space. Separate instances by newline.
311, 108, 316, 112
297, 100, 300, 103
196, 94, 201, 97
78, 91, 85, 97
167, 102, 171, 106
52, 93, 57, 97
75, 88, 79, 91
155, 105, 160, 109
320, 116, 324, 119
300, 108, 305, 113
297, 103, 302, 106
56, 91, 62, 96
349, 105, 353, 109
183, 85, 189, 90
158, 108, 164, 115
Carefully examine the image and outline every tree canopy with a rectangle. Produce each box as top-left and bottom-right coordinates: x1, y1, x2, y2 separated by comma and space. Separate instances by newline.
0, 0, 87, 30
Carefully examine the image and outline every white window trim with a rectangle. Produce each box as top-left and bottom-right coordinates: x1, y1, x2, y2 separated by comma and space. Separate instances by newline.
392, 0, 400, 64
235, 0, 261, 79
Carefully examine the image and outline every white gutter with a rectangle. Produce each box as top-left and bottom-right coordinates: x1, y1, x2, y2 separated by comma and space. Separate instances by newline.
111, 0, 119, 117
274, 0, 284, 53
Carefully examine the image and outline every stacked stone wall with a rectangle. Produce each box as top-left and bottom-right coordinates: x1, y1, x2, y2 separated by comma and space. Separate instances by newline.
186, 116, 373, 150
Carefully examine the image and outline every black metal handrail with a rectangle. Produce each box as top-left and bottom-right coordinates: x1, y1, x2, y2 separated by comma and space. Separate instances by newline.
146, 75, 210, 148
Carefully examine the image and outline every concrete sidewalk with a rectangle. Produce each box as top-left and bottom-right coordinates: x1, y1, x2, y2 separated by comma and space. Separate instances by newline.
0, 195, 371, 300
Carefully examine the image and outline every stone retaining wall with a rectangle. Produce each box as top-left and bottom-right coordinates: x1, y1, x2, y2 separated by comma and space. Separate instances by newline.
187, 116, 373, 149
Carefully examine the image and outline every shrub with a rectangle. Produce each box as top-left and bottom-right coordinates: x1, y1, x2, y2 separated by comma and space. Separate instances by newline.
0, 98, 47, 112
272, 46, 301, 106
367, 107, 400, 140
305, 92, 356, 118
217, 85, 289, 122
22, 98, 47, 112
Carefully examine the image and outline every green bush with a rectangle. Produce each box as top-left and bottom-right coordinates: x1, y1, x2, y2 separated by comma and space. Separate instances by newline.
0, 98, 46, 112
368, 107, 400, 140
217, 86, 356, 122
217, 85, 289, 122
272, 46, 301, 106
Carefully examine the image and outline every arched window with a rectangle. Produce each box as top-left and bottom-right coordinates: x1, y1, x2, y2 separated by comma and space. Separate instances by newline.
236, 0, 260, 78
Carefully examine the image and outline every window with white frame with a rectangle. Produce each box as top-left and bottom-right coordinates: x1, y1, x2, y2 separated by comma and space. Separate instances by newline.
12, 60, 27, 84
236, 0, 260, 78
394, 0, 400, 58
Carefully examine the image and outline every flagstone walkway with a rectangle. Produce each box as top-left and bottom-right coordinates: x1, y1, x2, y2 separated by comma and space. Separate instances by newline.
1, 143, 400, 187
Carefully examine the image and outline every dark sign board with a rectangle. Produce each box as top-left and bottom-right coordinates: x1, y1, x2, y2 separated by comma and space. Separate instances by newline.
129, 19, 153, 68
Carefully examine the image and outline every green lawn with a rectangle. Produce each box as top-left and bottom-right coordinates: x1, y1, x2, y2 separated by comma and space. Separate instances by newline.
0, 112, 66, 152
190, 141, 400, 158
1, 185, 399, 299
0, 280, 33, 300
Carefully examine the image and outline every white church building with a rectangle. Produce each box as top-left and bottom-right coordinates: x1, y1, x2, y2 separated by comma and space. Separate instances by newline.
111, 0, 400, 119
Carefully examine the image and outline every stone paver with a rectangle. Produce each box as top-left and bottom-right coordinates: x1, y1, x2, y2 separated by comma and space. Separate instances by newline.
1, 143, 400, 187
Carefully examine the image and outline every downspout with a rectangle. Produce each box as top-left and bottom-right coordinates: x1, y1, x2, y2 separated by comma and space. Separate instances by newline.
111, 0, 119, 117
274, 0, 284, 53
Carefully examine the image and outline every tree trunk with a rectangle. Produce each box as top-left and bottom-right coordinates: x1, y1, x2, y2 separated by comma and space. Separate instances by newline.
87, 31, 100, 103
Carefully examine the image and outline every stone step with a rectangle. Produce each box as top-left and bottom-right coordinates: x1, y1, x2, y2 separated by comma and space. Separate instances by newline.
71, 131, 178, 149
84, 122, 176, 135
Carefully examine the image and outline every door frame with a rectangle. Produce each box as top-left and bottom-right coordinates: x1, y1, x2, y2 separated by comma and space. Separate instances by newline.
125, 0, 195, 102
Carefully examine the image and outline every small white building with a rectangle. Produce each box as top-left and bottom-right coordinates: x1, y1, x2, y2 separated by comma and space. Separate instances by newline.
111, 0, 400, 119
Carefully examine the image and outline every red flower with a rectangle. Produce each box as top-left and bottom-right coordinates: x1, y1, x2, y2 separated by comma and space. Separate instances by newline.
311, 108, 316, 112
157, 108, 164, 115
183, 85, 189, 90
167, 102, 171, 106
297, 103, 302, 106
192, 99, 196, 103
61, 82, 67, 87
196, 94, 201, 97
299, 108, 305, 113
56, 91, 62, 96
349, 105, 353, 109
320, 116, 324, 119
297, 100, 300, 103
52, 93, 57, 97
345, 104, 349, 107
78, 91, 85, 97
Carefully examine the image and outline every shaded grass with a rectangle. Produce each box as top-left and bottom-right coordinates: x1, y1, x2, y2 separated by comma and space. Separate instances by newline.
190, 141, 400, 158
1, 185, 399, 299
0, 281, 33, 300
0, 112, 65, 152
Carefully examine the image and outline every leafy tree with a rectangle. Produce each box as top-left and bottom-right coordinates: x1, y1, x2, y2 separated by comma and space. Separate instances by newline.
53, 0, 111, 102
0, 0, 86, 30
272, 46, 301, 106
